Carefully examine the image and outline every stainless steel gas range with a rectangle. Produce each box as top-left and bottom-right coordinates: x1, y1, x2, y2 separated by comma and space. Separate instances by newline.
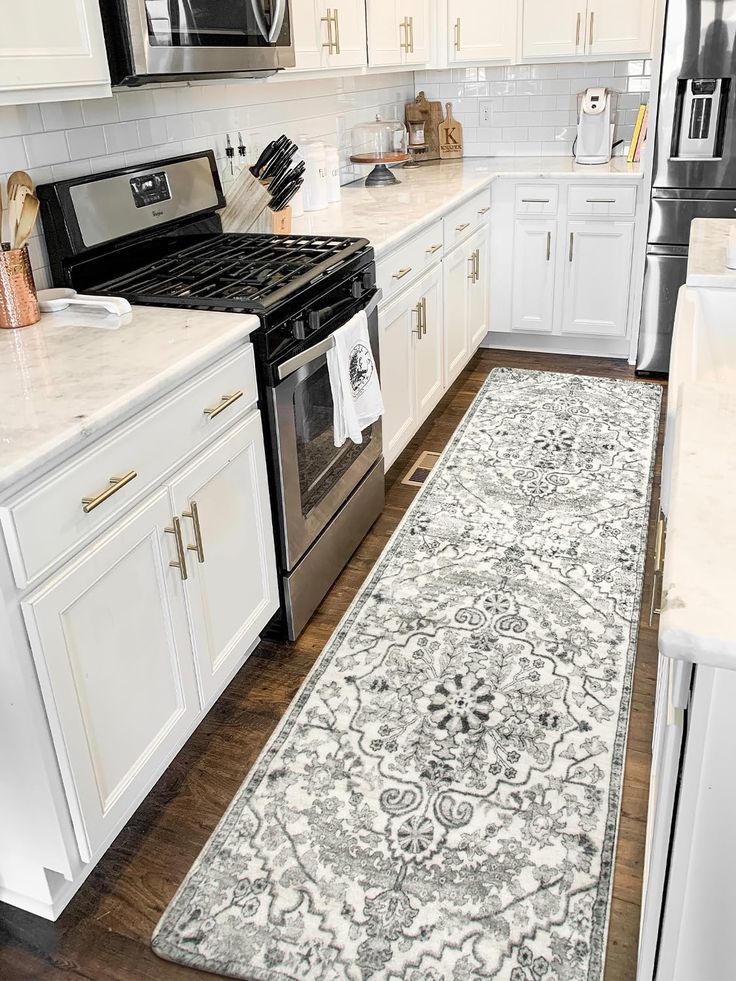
38, 152, 384, 640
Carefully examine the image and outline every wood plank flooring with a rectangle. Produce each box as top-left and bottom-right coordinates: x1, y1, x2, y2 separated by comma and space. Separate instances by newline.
0, 349, 665, 981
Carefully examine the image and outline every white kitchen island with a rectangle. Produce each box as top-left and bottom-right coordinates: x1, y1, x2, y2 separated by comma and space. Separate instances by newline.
0, 305, 279, 920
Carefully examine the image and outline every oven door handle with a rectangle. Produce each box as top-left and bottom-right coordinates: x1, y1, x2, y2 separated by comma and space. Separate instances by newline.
277, 288, 382, 382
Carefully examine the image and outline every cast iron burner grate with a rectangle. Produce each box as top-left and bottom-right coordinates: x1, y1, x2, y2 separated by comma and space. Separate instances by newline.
93, 232, 369, 312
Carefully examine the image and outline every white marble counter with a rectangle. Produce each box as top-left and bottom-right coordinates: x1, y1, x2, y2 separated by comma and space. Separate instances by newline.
659, 383, 736, 670
687, 218, 736, 288
292, 156, 643, 257
0, 305, 259, 495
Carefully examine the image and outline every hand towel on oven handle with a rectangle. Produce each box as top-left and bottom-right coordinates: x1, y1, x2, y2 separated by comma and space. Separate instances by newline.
327, 309, 383, 447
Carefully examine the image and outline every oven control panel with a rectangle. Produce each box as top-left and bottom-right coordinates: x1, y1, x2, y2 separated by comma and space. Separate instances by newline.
129, 171, 172, 209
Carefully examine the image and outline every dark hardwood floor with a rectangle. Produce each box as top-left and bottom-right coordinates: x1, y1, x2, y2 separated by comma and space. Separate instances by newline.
0, 349, 665, 981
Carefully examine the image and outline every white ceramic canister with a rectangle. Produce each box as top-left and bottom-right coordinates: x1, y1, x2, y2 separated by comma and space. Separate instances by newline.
302, 142, 328, 212
325, 146, 341, 203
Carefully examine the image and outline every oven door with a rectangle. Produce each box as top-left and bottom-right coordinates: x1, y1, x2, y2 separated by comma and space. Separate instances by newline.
268, 296, 383, 572
125, 0, 295, 78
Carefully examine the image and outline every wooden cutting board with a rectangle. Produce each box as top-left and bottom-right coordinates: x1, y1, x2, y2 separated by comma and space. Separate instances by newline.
439, 103, 464, 160
406, 91, 443, 161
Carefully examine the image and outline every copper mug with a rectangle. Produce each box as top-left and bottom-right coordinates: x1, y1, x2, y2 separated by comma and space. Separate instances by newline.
0, 246, 40, 329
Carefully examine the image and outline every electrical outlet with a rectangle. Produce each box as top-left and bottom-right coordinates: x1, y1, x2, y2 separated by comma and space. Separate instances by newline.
479, 100, 493, 126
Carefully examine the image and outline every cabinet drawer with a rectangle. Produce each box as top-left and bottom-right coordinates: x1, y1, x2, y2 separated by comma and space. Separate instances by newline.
2, 346, 257, 589
443, 189, 492, 250
567, 184, 637, 217
376, 220, 444, 304
514, 184, 559, 216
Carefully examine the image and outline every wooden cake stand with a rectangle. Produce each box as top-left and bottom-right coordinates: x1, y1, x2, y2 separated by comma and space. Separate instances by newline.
350, 152, 410, 186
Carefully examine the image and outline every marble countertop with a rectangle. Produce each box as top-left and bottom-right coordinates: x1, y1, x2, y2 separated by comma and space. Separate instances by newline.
687, 218, 736, 288
292, 156, 643, 257
659, 383, 736, 670
0, 305, 259, 495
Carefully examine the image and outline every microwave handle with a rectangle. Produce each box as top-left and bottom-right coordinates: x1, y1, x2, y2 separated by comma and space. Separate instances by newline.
268, 0, 287, 42
250, 0, 270, 41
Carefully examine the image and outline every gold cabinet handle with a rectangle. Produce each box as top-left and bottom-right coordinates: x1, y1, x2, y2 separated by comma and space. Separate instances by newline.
454, 16, 461, 51
575, 11, 581, 47
521, 198, 550, 204
425, 243, 442, 254
412, 301, 423, 338
409, 15, 414, 53
546, 231, 552, 261
467, 254, 476, 281
392, 266, 413, 279
586, 198, 617, 204
183, 499, 205, 564
165, 516, 188, 581
81, 470, 137, 513
648, 569, 662, 626
321, 9, 334, 52
456, 222, 470, 232
478, 206, 490, 215
475, 248, 481, 281
569, 232, 574, 262
400, 17, 408, 52
203, 390, 243, 420
421, 296, 427, 335
589, 9, 594, 47
332, 8, 341, 54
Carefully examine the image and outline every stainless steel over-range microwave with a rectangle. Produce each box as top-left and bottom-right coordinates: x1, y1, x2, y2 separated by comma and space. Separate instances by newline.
99, 0, 295, 86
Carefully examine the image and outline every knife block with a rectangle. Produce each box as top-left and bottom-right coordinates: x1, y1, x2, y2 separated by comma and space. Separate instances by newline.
219, 168, 273, 233
250, 206, 293, 235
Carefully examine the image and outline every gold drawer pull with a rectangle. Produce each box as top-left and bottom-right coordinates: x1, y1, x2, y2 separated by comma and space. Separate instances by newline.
456, 222, 470, 232
203, 390, 243, 420
321, 9, 335, 51
478, 207, 490, 215
425, 243, 442, 254
183, 500, 205, 563
586, 198, 617, 204
81, 470, 137, 513
521, 198, 550, 204
165, 516, 188, 581
392, 266, 413, 279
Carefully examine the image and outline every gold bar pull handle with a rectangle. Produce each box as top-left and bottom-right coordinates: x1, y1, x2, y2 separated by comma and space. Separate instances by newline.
648, 569, 662, 626
468, 254, 476, 281
412, 302, 423, 338
392, 266, 413, 279
165, 516, 188, 581
454, 17, 461, 51
421, 296, 428, 335
575, 11, 581, 47
409, 15, 414, 53
456, 222, 470, 232
425, 243, 442, 255
569, 232, 574, 262
478, 206, 490, 215
81, 470, 137, 513
203, 390, 244, 420
183, 500, 205, 564
332, 8, 341, 54
589, 10, 594, 47
475, 248, 481, 281
321, 9, 334, 51
400, 17, 407, 52
546, 231, 552, 261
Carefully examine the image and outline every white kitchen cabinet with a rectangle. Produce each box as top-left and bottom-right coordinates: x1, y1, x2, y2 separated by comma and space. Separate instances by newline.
414, 267, 444, 423
292, 0, 368, 70
443, 240, 472, 386
367, 0, 430, 66
22, 489, 200, 861
170, 413, 278, 707
511, 219, 557, 333
562, 219, 634, 337
448, 0, 516, 63
522, 0, 654, 59
0, 0, 111, 106
468, 223, 490, 349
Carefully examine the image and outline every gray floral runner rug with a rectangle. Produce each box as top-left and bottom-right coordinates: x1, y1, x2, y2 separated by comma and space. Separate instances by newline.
153, 368, 661, 981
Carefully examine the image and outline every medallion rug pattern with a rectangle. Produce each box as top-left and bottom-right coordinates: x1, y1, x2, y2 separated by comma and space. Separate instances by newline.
153, 368, 661, 981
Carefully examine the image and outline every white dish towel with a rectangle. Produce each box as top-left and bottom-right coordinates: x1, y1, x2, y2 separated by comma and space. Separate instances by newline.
326, 309, 384, 447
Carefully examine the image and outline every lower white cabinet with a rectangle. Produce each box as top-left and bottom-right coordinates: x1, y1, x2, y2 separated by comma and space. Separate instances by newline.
511, 219, 556, 333
22, 488, 201, 861
444, 223, 490, 387
562, 220, 635, 337
381, 266, 444, 467
170, 413, 278, 706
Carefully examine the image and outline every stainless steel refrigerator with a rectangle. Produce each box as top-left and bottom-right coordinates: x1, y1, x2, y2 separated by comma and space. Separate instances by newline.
638, 0, 736, 374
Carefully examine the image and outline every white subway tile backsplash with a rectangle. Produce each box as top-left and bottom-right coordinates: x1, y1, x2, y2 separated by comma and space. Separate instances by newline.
103, 120, 141, 154
0, 105, 42, 139
41, 101, 84, 131
0, 136, 28, 170
23, 130, 70, 167
81, 97, 120, 126
66, 125, 107, 159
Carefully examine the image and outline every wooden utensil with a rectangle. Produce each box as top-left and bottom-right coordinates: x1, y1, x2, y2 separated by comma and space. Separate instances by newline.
439, 103, 464, 160
7, 172, 34, 248
13, 192, 40, 251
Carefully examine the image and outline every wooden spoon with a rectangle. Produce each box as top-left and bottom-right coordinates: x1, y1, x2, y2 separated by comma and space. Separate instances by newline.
7, 172, 34, 246
13, 192, 39, 251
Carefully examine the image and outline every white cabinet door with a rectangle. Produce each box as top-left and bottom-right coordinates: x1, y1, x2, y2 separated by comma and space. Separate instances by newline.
291, 0, 326, 70
562, 220, 634, 336
448, 0, 516, 63
379, 291, 418, 468
0, 0, 110, 106
367, 0, 402, 66
414, 267, 444, 425
511, 219, 557, 333
468, 223, 491, 350
170, 413, 279, 708
443, 240, 472, 386
403, 0, 431, 65
22, 490, 199, 861
293, 0, 367, 70
585, 0, 654, 56
522, 0, 583, 58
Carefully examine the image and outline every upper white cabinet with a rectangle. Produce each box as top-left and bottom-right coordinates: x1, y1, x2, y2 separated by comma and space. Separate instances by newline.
522, 0, 654, 59
367, 0, 430, 67
0, 0, 111, 106
292, 0, 368, 70
448, 0, 516, 63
